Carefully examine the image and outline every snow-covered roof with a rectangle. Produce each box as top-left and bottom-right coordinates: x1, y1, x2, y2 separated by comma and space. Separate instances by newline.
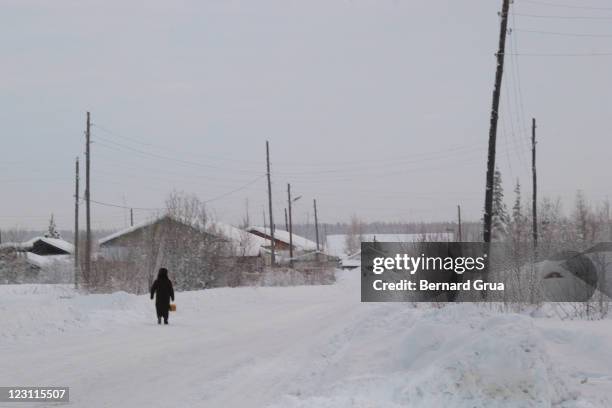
341, 259, 361, 269
99, 214, 269, 257
247, 226, 319, 251
99, 216, 164, 246
325, 233, 454, 258
37, 237, 74, 254
209, 222, 269, 257
339, 251, 361, 269
1, 237, 74, 255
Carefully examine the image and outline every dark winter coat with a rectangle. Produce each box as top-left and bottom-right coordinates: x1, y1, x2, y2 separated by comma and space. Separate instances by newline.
150, 269, 174, 311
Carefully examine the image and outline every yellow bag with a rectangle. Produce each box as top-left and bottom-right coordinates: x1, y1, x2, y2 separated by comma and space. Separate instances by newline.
169, 303, 176, 312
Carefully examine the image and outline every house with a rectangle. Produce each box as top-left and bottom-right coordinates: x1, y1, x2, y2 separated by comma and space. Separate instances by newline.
98, 215, 273, 288
341, 251, 361, 270
0, 236, 75, 256
99, 215, 269, 259
0, 237, 74, 283
26, 237, 74, 256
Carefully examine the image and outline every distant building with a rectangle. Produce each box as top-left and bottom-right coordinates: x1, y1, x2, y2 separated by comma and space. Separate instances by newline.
341, 252, 361, 270
247, 226, 319, 252
0, 236, 74, 256
325, 233, 454, 259
97, 215, 271, 288
99, 215, 268, 259
326, 232, 455, 271
0, 237, 74, 283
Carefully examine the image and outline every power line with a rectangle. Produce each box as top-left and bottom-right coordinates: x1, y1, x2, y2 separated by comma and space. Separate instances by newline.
93, 144, 259, 184
510, 51, 612, 56
514, 28, 612, 38
93, 121, 534, 169
203, 175, 265, 203
81, 197, 162, 211
92, 123, 263, 166
91, 134, 257, 174
521, 0, 612, 11
80, 175, 265, 210
273, 140, 530, 177
513, 12, 612, 20
94, 122, 534, 172
509, 13, 531, 165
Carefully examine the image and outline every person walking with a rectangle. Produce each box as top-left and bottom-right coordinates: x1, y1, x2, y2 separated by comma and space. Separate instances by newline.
150, 268, 174, 325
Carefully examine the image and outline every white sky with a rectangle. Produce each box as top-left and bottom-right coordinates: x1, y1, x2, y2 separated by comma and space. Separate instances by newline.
2, 0, 612, 231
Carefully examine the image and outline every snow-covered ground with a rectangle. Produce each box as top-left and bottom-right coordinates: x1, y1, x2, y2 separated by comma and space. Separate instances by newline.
1, 271, 611, 407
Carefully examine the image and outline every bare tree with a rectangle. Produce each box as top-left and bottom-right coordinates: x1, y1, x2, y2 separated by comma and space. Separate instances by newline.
344, 215, 364, 255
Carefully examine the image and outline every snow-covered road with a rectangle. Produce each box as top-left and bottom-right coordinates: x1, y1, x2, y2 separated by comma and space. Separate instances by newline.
1, 272, 610, 407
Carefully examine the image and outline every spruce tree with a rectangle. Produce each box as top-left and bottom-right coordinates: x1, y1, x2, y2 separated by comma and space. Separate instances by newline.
510, 179, 528, 245
45, 214, 61, 239
491, 168, 510, 241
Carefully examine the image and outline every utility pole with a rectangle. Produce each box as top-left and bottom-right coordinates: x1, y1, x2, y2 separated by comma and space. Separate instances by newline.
607, 198, 612, 241
284, 208, 289, 232
313, 199, 320, 252
130, 208, 134, 227
85, 111, 92, 284
244, 198, 250, 228
74, 157, 80, 288
457, 204, 462, 242
483, 0, 511, 243
532, 118, 538, 250
287, 183, 294, 261
266, 141, 276, 265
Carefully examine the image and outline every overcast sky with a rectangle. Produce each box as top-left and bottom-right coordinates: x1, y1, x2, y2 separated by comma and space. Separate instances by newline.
2, 0, 612, 231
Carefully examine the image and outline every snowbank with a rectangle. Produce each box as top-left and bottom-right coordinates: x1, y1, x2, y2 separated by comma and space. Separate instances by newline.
0, 284, 148, 340
268, 303, 593, 408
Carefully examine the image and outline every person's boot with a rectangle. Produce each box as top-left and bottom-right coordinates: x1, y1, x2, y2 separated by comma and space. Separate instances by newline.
164, 319, 168, 325
158, 317, 161, 325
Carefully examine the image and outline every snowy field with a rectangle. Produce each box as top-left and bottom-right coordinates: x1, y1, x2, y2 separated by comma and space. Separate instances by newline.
1, 271, 611, 408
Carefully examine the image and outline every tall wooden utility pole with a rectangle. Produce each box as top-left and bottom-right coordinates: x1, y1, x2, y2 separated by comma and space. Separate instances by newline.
607, 198, 612, 241
287, 183, 294, 261
313, 199, 320, 252
284, 208, 289, 232
74, 157, 80, 288
130, 208, 134, 227
483, 0, 511, 243
266, 141, 275, 265
532, 118, 538, 250
457, 204, 462, 242
85, 112, 92, 283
